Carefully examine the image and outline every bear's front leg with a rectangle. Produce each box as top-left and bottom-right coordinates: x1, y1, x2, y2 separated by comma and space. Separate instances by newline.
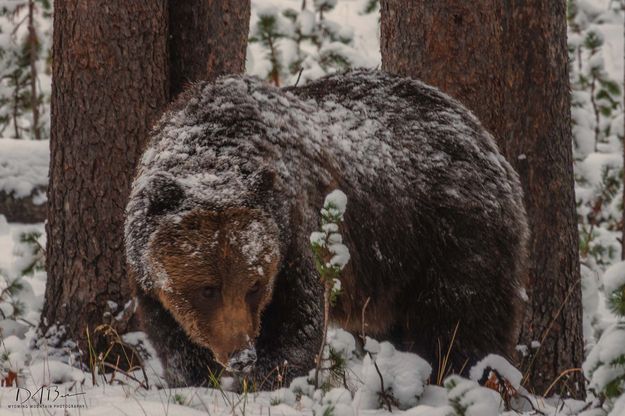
253, 248, 324, 387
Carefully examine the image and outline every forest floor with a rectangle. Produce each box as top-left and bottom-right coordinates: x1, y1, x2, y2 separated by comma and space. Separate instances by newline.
0, 218, 606, 415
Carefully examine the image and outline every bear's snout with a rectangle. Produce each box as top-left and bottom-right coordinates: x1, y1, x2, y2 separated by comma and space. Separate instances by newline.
209, 302, 258, 369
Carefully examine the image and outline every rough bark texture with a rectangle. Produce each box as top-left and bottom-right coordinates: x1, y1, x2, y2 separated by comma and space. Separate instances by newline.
381, 0, 584, 397
505, 4, 582, 397
168, 0, 250, 98
380, 2, 505, 134
41, 1, 169, 354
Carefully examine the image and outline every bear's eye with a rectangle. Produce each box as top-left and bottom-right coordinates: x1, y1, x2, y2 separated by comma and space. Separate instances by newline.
249, 281, 261, 294
201, 286, 218, 299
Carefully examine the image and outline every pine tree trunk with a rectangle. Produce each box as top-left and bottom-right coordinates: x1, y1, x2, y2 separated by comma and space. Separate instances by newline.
27, 0, 40, 140
506, 4, 582, 396
381, 0, 584, 398
41, 0, 250, 364
622, 3, 625, 262
168, 0, 250, 98
380, 2, 505, 132
41, 1, 169, 355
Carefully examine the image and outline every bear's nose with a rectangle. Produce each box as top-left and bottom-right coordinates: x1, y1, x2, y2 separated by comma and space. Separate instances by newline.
226, 346, 257, 374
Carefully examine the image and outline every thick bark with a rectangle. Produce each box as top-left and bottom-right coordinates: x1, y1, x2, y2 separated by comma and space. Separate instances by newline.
381, 0, 584, 397
380, 2, 505, 134
41, 0, 250, 364
41, 0, 169, 354
168, 0, 250, 98
505, 3, 582, 398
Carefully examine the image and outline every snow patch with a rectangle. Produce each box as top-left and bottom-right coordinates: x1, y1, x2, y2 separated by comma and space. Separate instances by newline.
0, 139, 49, 198
603, 260, 625, 295
469, 354, 522, 390
357, 341, 431, 410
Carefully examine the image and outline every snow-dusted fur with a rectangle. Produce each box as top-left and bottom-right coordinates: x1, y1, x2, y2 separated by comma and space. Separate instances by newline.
124, 69, 529, 386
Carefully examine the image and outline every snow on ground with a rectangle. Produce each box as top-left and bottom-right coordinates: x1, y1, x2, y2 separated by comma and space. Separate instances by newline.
0, 220, 45, 339
0, 327, 590, 416
0, 218, 595, 416
572, 0, 623, 324
0, 139, 49, 200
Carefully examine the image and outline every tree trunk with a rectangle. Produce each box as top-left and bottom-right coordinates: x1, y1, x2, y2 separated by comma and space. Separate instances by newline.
168, 0, 250, 98
27, 0, 40, 140
41, 0, 250, 367
381, 0, 584, 398
622, 2, 625, 262
381, 2, 505, 133
505, 4, 582, 397
41, 0, 169, 357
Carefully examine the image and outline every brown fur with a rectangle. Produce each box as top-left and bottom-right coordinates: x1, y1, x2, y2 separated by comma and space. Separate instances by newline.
148, 208, 280, 366
125, 71, 529, 386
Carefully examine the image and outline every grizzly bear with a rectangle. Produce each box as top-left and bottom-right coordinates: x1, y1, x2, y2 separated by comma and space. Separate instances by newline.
124, 69, 529, 387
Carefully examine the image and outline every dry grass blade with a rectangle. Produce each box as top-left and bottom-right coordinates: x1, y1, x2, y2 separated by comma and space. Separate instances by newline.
436, 321, 460, 386
542, 368, 583, 398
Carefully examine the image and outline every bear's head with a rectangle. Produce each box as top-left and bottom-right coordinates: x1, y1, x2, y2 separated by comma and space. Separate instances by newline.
146, 207, 281, 372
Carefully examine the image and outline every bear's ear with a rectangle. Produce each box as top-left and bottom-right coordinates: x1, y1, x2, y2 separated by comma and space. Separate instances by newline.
250, 167, 276, 195
145, 174, 185, 217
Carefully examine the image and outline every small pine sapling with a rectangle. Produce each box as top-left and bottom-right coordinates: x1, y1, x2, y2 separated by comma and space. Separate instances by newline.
17, 230, 45, 275
0, 270, 24, 322
445, 375, 502, 416
584, 262, 625, 411
0, 229, 44, 330
568, 0, 624, 292
580, 30, 621, 151
0, 228, 45, 384
249, 8, 287, 86
0, 0, 51, 139
0, 335, 25, 387
248, 1, 359, 86
310, 189, 350, 388
173, 393, 186, 405
608, 280, 625, 318
360, 0, 379, 15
